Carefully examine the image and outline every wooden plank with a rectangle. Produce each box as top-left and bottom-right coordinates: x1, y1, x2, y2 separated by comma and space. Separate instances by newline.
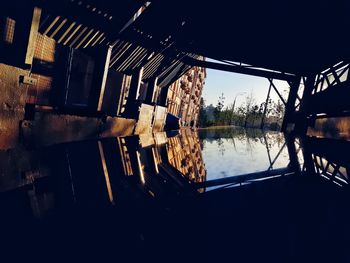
25, 7, 42, 65
97, 45, 113, 111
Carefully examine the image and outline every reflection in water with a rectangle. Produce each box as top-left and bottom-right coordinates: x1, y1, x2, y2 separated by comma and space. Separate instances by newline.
1, 127, 349, 218
198, 127, 291, 181
0, 127, 349, 261
302, 137, 349, 187
167, 129, 206, 189
0, 129, 207, 219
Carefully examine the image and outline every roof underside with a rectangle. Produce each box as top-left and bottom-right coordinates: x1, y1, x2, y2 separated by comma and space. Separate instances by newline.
120, 0, 350, 76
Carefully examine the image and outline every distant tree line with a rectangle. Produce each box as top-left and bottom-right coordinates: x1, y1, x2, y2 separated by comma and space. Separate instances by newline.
198, 92, 285, 130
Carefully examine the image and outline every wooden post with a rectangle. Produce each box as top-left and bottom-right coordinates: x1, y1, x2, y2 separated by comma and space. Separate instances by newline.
25, 7, 41, 65
97, 45, 113, 111
128, 67, 144, 100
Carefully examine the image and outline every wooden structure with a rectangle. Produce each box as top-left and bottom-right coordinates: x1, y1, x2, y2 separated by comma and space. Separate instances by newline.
1, 0, 350, 149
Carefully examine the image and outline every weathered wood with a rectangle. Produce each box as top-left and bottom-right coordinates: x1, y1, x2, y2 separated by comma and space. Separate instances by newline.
97, 46, 113, 111
153, 105, 167, 132
25, 7, 41, 65
134, 103, 154, 134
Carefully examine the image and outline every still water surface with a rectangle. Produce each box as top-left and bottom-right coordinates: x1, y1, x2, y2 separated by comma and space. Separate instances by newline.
198, 127, 290, 181
0, 127, 349, 262
0, 127, 296, 201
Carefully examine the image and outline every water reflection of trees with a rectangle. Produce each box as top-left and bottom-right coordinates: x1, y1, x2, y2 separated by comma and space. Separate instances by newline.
216, 138, 225, 156
198, 127, 286, 158
198, 127, 264, 141
265, 132, 284, 147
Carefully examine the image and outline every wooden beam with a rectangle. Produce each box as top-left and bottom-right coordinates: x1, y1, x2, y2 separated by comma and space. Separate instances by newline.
25, 7, 41, 65
281, 77, 301, 132
293, 74, 316, 134
97, 46, 113, 111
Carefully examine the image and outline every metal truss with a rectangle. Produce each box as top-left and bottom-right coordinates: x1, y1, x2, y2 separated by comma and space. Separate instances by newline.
183, 56, 303, 132
183, 56, 297, 82
312, 62, 350, 94
195, 133, 301, 191
312, 154, 349, 187
282, 61, 350, 133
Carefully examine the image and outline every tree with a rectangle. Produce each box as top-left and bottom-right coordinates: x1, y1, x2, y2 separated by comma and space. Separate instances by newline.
217, 92, 225, 111
214, 93, 225, 124
198, 97, 208, 127
244, 92, 256, 127
227, 103, 235, 125
274, 99, 285, 121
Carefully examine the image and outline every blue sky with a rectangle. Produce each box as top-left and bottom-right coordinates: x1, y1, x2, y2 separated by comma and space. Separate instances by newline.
202, 68, 289, 108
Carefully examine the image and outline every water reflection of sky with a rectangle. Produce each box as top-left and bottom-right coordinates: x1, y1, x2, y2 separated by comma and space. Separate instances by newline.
198, 128, 290, 181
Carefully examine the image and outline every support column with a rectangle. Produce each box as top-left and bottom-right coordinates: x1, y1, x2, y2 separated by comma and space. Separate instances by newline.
299, 136, 317, 177
294, 74, 316, 134
285, 134, 301, 174
281, 77, 301, 132
96, 46, 113, 112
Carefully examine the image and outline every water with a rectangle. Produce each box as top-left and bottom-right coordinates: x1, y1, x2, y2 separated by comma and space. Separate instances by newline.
0, 127, 347, 196
0, 127, 349, 262
198, 127, 290, 181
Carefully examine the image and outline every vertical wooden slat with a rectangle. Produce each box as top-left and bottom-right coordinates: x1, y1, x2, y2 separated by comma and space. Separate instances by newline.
97, 141, 115, 204
97, 46, 113, 111
25, 7, 41, 65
